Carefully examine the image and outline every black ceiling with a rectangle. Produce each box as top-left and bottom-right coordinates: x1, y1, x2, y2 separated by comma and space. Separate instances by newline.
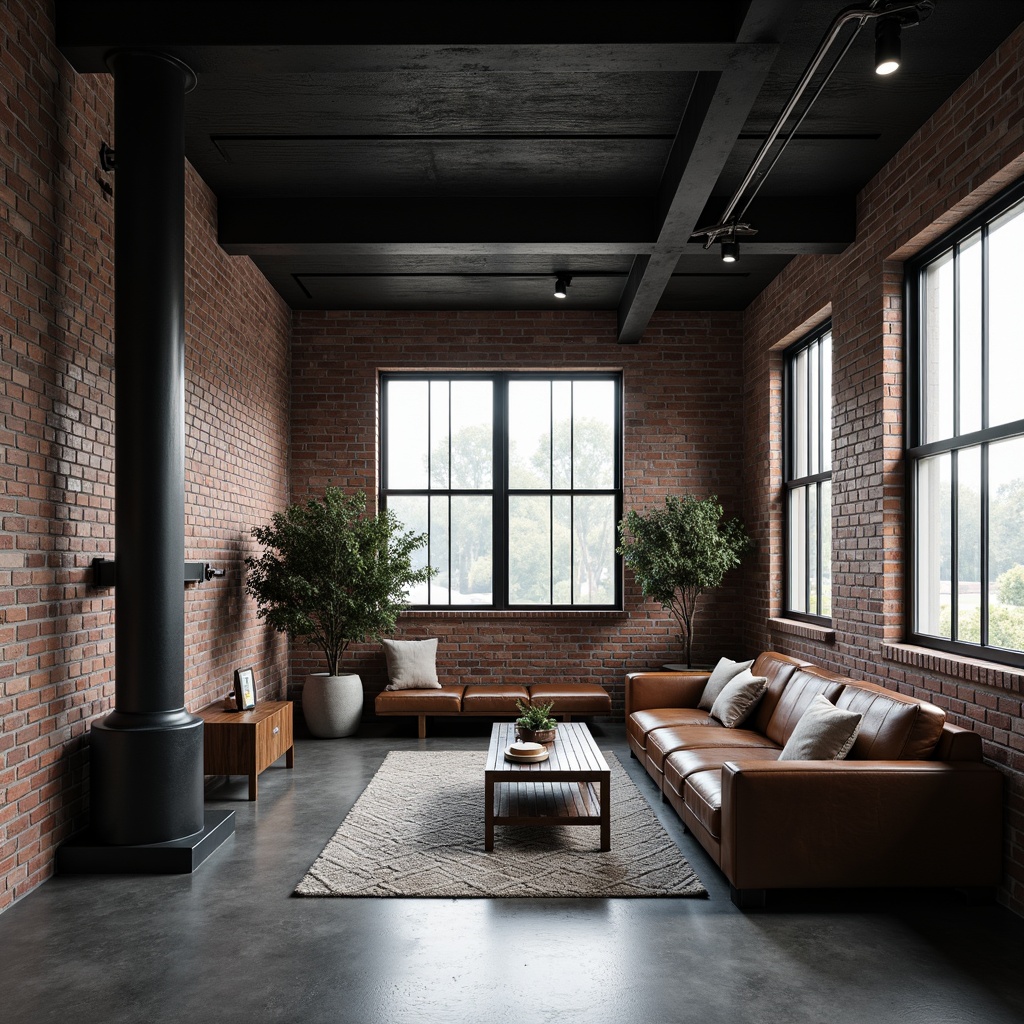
56, 1, 1024, 343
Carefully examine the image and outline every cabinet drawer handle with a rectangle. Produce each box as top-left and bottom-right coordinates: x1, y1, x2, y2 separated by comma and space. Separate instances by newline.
273, 726, 280, 735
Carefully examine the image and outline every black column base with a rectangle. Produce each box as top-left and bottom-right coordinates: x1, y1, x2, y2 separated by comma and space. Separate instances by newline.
90, 708, 205, 845
56, 809, 234, 874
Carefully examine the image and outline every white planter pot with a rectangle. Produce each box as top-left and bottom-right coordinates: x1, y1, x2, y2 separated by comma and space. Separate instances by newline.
302, 673, 363, 737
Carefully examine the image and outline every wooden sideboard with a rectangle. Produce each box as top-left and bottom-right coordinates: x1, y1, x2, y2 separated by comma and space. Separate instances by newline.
197, 699, 294, 800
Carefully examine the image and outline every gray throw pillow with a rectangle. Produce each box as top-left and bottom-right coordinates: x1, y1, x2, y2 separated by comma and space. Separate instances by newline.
709, 669, 768, 728
383, 638, 441, 690
698, 656, 756, 711
779, 694, 863, 760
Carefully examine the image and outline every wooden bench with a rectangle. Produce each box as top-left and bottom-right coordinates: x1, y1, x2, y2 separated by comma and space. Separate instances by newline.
374, 681, 612, 738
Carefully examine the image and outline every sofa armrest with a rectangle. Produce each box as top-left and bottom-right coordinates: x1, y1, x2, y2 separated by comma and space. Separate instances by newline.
719, 760, 1003, 891
624, 671, 709, 717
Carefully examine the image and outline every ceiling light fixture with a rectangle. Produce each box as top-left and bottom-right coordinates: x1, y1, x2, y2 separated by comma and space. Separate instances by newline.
690, 1, 933, 257
874, 16, 902, 74
720, 237, 739, 263
554, 275, 571, 299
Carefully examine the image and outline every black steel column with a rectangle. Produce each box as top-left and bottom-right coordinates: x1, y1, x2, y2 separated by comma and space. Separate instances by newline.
89, 51, 203, 846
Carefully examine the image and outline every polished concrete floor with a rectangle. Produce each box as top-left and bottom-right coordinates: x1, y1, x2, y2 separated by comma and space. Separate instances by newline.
3, 720, 1024, 1024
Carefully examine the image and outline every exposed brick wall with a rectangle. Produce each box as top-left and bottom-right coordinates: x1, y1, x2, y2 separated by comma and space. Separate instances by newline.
742, 23, 1024, 914
287, 310, 751, 710
0, 0, 291, 912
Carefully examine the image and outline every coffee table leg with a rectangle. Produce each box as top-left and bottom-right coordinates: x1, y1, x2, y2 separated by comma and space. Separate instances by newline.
600, 774, 610, 851
485, 777, 495, 851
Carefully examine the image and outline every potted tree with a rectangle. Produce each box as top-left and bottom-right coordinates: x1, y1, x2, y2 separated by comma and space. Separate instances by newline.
616, 494, 754, 668
245, 487, 433, 737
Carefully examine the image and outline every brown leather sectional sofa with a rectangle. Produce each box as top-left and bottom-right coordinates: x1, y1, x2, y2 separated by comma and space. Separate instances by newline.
375, 681, 612, 737
626, 651, 1004, 906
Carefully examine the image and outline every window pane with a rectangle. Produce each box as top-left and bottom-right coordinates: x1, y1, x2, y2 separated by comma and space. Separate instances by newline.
387, 380, 429, 488
429, 380, 449, 488
956, 447, 981, 643
821, 332, 832, 472
808, 340, 820, 475
922, 251, 954, 444
451, 495, 492, 604
958, 233, 982, 435
989, 435, 1024, 653
807, 484, 818, 615
429, 496, 450, 604
552, 380, 572, 489
450, 380, 492, 489
387, 495, 430, 603
553, 495, 572, 603
574, 495, 616, 604
820, 479, 832, 617
509, 380, 549, 488
573, 379, 616, 489
916, 453, 951, 638
788, 487, 807, 613
793, 347, 808, 477
509, 495, 550, 604
988, 202, 1024, 429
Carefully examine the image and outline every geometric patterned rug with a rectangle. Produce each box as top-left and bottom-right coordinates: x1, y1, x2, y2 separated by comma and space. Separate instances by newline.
294, 750, 707, 898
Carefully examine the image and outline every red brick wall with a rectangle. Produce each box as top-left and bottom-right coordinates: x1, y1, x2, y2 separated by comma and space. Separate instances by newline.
0, 0, 291, 912
742, 23, 1024, 914
288, 310, 750, 710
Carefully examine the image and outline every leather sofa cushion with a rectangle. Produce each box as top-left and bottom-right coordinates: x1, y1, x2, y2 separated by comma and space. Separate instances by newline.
461, 684, 529, 712
528, 682, 612, 713
627, 708, 715, 749
684, 769, 724, 840
763, 667, 847, 746
645, 723, 777, 770
836, 682, 946, 760
374, 685, 465, 713
664, 746, 780, 793
747, 652, 809, 734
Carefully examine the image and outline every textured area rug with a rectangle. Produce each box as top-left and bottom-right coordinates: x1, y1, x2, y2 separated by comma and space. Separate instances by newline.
294, 750, 706, 898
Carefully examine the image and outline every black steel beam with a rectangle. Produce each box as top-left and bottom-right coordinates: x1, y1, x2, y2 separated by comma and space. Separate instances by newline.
55, 2, 757, 59
615, 0, 801, 342
217, 194, 851, 256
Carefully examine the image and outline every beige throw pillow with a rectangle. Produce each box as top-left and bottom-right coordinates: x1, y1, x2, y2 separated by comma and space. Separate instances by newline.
698, 656, 756, 711
779, 694, 862, 760
709, 669, 768, 728
383, 638, 441, 690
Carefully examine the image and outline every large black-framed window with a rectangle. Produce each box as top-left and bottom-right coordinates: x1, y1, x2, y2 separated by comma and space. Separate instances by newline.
784, 323, 832, 622
380, 371, 623, 610
907, 177, 1024, 667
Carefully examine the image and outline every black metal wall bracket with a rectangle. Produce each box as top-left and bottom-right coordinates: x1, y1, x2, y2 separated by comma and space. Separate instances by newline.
92, 557, 226, 588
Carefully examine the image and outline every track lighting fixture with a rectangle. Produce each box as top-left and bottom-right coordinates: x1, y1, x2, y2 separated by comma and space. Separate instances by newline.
874, 16, 902, 74
554, 275, 571, 299
690, 1, 933, 258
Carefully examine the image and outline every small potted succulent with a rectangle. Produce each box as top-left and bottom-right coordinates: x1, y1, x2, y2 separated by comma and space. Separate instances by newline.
514, 698, 558, 743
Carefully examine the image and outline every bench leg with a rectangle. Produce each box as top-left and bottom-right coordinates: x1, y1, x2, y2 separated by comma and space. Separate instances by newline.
418, 715, 426, 739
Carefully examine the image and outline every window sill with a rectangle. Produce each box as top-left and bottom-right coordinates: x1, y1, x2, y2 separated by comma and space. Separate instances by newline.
402, 609, 628, 620
881, 642, 1024, 693
768, 617, 836, 643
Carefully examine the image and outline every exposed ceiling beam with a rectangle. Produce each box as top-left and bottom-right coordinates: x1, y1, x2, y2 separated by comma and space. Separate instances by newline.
55, 2, 759, 59
218, 196, 854, 257
615, 0, 801, 343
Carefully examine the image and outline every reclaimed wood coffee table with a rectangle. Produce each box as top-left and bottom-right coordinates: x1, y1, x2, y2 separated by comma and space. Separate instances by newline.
484, 720, 611, 851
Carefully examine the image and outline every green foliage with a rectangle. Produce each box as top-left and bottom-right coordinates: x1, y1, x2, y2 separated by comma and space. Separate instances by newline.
997, 564, 1024, 606
617, 494, 754, 667
939, 602, 1024, 651
514, 698, 557, 730
244, 488, 434, 675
